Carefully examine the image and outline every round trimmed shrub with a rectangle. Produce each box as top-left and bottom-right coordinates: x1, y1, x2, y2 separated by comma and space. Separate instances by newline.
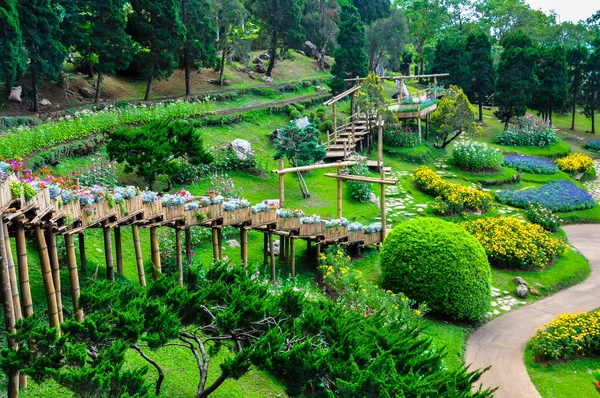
381, 218, 491, 321
451, 141, 503, 172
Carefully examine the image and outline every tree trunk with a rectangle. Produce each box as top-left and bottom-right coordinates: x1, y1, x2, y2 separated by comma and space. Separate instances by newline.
592, 107, 596, 134
319, 0, 326, 71
549, 108, 553, 125
184, 55, 192, 96
219, 50, 226, 86
504, 118, 510, 130
32, 76, 39, 113
266, 32, 278, 77
197, 372, 228, 398
478, 97, 483, 122
571, 93, 577, 130
87, 63, 94, 79
95, 71, 103, 103
419, 55, 425, 84
144, 76, 153, 101
131, 344, 164, 397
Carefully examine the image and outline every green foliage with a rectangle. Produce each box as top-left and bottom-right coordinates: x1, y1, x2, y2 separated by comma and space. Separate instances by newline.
496, 115, 558, 147
354, 72, 388, 131
383, 124, 419, 148
582, 41, 600, 133
0, 0, 25, 88
365, 9, 407, 71
451, 141, 503, 172
381, 218, 492, 321
330, 3, 368, 93
432, 32, 470, 91
273, 122, 326, 167
465, 29, 495, 121
351, 0, 390, 24
348, 158, 373, 202
106, 120, 213, 190
430, 85, 482, 148
531, 45, 568, 120
526, 203, 562, 232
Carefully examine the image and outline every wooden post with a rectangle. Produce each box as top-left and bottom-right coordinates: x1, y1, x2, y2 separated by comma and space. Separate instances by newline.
103, 222, 114, 282
290, 238, 295, 280
175, 228, 183, 287
46, 228, 63, 323
333, 102, 337, 140
378, 115, 384, 171
15, 224, 32, 318
381, 165, 387, 242
337, 161, 343, 218
351, 121, 356, 146
278, 159, 285, 209
78, 233, 87, 273
64, 234, 83, 322
132, 225, 146, 287
185, 228, 192, 262
217, 228, 223, 260
211, 222, 219, 261
433, 76, 437, 98
34, 225, 60, 329
0, 219, 19, 397
263, 233, 268, 265
150, 226, 161, 279
114, 227, 123, 277
240, 227, 248, 268
315, 242, 321, 265
398, 78, 403, 104
269, 232, 275, 283
307, 240, 311, 251
280, 236, 286, 261
343, 140, 347, 159
417, 117, 422, 143
3, 224, 22, 321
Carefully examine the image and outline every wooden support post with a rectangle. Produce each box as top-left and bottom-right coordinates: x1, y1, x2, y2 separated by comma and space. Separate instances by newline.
280, 236, 286, 261
34, 225, 60, 329
64, 234, 83, 322
343, 140, 347, 159
103, 222, 114, 282
286, 237, 291, 259
278, 159, 285, 209
132, 225, 146, 287
15, 224, 32, 318
114, 227, 123, 277
217, 228, 223, 260
150, 226, 161, 279
3, 223, 22, 321
378, 115, 384, 171
307, 240, 311, 251
315, 242, 321, 265
46, 228, 63, 323
333, 102, 337, 141
269, 232, 275, 283
426, 113, 430, 140
417, 117, 422, 143
211, 222, 219, 261
351, 121, 356, 146
398, 78, 403, 104
185, 228, 192, 262
433, 76, 437, 98
240, 227, 248, 268
175, 228, 183, 287
290, 238, 295, 280
78, 233, 87, 273
263, 233, 268, 265
326, 130, 331, 150
381, 165, 387, 242
337, 161, 343, 218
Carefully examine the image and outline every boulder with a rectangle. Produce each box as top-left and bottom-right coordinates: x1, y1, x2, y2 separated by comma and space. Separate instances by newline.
259, 52, 270, 60
230, 139, 253, 161
516, 284, 528, 298
79, 87, 95, 98
304, 41, 319, 59
255, 63, 266, 73
514, 276, 528, 286
261, 75, 273, 83
270, 129, 282, 141
320, 56, 331, 69
369, 192, 380, 208
227, 239, 241, 249
268, 239, 280, 256
296, 50, 306, 57
294, 116, 310, 130
252, 57, 263, 64
8, 86, 22, 103
40, 98, 52, 106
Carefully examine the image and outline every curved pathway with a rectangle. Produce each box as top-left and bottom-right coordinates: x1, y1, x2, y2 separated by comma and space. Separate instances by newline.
465, 225, 600, 397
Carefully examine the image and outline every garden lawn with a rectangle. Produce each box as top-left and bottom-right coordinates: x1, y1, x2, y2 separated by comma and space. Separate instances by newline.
525, 347, 600, 398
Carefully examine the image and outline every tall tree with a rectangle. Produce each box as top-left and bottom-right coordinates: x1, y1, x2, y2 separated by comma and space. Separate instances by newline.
365, 9, 407, 72
494, 30, 538, 129
531, 45, 568, 124
210, 0, 248, 85
351, 0, 390, 24
302, 0, 339, 69
253, 0, 306, 77
431, 33, 470, 91
330, 3, 368, 93
17, 0, 67, 112
128, 0, 185, 100
582, 42, 600, 134
431, 85, 482, 148
567, 45, 589, 130
0, 0, 26, 91
465, 29, 495, 121
181, 0, 218, 96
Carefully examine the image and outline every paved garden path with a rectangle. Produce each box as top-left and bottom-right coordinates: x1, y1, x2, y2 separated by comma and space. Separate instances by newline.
465, 225, 600, 397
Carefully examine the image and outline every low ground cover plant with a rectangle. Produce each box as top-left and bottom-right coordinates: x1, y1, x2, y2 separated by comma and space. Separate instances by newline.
528, 312, 600, 361
496, 114, 557, 147
554, 153, 594, 175
525, 203, 562, 232
459, 217, 567, 271
503, 155, 558, 174
496, 180, 595, 212
451, 141, 503, 172
584, 140, 600, 151
413, 166, 493, 215
381, 218, 491, 321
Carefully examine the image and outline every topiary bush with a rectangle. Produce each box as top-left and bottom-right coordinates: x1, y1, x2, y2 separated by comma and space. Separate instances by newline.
451, 141, 503, 172
381, 218, 491, 321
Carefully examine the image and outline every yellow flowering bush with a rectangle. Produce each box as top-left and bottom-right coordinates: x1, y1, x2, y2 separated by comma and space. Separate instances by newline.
459, 217, 567, 270
413, 166, 493, 215
528, 312, 600, 361
555, 153, 594, 174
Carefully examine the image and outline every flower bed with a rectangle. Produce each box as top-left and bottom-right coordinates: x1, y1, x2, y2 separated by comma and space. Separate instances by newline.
554, 153, 594, 174
496, 180, 595, 212
503, 155, 558, 174
459, 217, 567, 271
584, 140, 600, 151
451, 141, 503, 172
251, 202, 278, 227
525, 203, 562, 232
299, 215, 323, 237
222, 199, 251, 226
496, 115, 557, 147
528, 312, 600, 361
383, 125, 419, 148
413, 166, 493, 215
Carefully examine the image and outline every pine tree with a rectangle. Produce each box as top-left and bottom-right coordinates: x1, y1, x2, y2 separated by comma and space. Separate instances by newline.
567, 45, 589, 130
0, 0, 26, 91
531, 45, 568, 124
351, 0, 390, 24
494, 30, 538, 129
465, 29, 495, 122
330, 3, 368, 94
432, 33, 470, 92
17, 0, 67, 112
181, 0, 218, 96
128, 0, 185, 100
582, 42, 600, 134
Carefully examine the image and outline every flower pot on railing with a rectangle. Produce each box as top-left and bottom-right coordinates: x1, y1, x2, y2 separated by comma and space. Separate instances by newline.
348, 230, 364, 243
62, 200, 82, 223
81, 202, 105, 227
363, 231, 382, 246
223, 208, 251, 226
0, 175, 18, 209
324, 224, 348, 240
124, 195, 143, 216
163, 204, 185, 222
298, 222, 324, 237
277, 217, 301, 231
29, 188, 52, 212
251, 208, 277, 227
186, 203, 223, 226
143, 200, 163, 220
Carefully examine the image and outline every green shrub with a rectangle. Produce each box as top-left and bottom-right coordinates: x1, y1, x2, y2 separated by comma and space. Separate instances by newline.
318, 120, 334, 133
496, 115, 558, 147
348, 159, 373, 202
451, 141, 503, 172
383, 124, 419, 148
290, 110, 302, 119
381, 218, 491, 321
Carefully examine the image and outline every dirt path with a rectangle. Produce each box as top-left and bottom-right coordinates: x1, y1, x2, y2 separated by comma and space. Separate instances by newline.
465, 224, 600, 397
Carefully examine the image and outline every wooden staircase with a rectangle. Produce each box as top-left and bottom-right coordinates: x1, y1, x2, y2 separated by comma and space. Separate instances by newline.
325, 115, 372, 160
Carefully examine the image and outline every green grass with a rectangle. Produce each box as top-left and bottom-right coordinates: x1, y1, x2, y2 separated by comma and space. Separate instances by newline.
491, 139, 571, 159
452, 166, 520, 187
558, 205, 600, 225
421, 319, 470, 372
525, 347, 600, 398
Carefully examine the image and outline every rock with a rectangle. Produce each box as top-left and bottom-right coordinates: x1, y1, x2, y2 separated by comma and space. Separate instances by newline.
252, 57, 263, 64
261, 76, 273, 83
319, 55, 331, 69
514, 276, 528, 286
503, 290, 510, 295
294, 116, 310, 130
516, 284, 528, 298
491, 301, 497, 307
79, 87, 95, 98
39, 98, 52, 106
227, 240, 240, 249
268, 239, 280, 256
230, 139, 253, 161
500, 305, 512, 311
491, 291, 500, 298
296, 50, 306, 56
270, 129, 282, 142
530, 286, 539, 295
304, 41, 319, 59
259, 52, 270, 60
8, 86, 22, 103
255, 63, 266, 73
493, 309, 500, 315
369, 192, 380, 207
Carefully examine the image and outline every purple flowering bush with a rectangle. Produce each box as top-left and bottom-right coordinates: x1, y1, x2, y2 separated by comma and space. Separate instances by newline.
496, 115, 557, 147
503, 155, 558, 174
496, 180, 595, 212
584, 140, 600, 151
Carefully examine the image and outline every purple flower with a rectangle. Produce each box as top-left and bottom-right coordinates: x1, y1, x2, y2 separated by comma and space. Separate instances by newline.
497, 180, 595, 212
504, 155, 558, 174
